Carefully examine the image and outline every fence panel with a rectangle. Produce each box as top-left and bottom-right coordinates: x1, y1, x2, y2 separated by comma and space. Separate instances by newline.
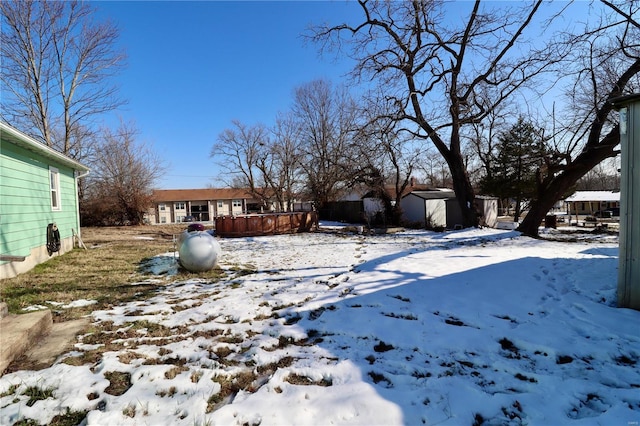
215, 212, 318, 237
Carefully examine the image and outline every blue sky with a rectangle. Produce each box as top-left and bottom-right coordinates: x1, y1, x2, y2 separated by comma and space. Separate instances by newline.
93, 1, 596, 190
94, 1, 361, 189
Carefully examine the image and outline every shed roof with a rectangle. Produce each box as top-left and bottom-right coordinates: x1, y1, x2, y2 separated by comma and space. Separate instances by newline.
402, 189, 456, 200
1, 122, 89, 172
152, 188, 255, 202
565, 191, 620, 202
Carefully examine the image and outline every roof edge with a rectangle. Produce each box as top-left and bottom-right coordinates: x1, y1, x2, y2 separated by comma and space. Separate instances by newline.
1, 122, 90, 172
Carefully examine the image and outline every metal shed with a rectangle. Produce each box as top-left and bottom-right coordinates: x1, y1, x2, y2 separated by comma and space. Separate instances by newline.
400, 190, 461, 229
611, 94, 640, 311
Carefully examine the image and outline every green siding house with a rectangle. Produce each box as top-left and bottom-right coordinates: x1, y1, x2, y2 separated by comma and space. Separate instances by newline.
1, 122, 89, 279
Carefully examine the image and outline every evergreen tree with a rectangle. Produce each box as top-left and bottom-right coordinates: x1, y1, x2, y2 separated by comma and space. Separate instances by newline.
480, 118, 549, 221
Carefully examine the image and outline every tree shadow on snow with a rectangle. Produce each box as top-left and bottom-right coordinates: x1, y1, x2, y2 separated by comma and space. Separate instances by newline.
284, 254, 635, 425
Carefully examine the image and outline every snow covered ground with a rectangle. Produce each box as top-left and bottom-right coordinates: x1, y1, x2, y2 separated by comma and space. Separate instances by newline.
1, 224, 639, 425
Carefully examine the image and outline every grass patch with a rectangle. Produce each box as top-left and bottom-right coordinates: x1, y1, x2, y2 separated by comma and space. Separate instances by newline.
104, 371, 132, 396
285, 374, 333, 387
0, 384, 19, 397
0, 225, 225, 321
165, 365, 189, 379
12, 419, 39, 426
49, 409, 88, 426
207, 370, 257, 413
23, 386, 55, 406
123, 402, 136, 418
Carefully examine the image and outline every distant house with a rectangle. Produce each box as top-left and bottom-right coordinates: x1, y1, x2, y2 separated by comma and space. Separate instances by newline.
1, 122, 89, 279
565, 191, 620, 216
148, 188, 263, 224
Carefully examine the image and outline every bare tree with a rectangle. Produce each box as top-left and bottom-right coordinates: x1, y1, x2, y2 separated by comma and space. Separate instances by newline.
351, 107, 425, 225
0, 0, 125, 157
292, 79, 358, 209
517, 0, 640, 236
211, 120, 273, 210
311, 0, 566, 227
415, 149, 452, 189
212, 116, 305, 212
575, 160, 621, 191
269, 112, 304, 211
81, 121, 163, 225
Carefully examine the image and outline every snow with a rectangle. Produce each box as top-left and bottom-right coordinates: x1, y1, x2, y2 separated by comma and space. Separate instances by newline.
23, 299, 98, 312
565, 191, 620, 202
1, 224, 639, 425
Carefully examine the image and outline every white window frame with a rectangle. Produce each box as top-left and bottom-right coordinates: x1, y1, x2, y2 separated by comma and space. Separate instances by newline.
49, 167, 61, 211
232, 199, 242, 208
217, 200, 223, 208
175, 202, 185, 210
159, 203, 166, 211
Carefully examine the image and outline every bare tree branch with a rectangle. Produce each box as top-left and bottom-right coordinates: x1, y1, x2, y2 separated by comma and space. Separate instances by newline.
1, 0, 126, 156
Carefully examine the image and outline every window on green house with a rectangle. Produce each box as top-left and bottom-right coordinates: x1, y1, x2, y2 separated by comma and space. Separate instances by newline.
50, 167, 61, 210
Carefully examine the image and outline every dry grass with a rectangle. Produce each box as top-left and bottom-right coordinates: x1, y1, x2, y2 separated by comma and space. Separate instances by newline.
0, 224, 224, 321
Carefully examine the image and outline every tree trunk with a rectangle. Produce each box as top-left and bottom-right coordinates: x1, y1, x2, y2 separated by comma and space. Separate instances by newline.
447, 153, 479, 228
519, 54, 640, 237
518, 127, 620, 237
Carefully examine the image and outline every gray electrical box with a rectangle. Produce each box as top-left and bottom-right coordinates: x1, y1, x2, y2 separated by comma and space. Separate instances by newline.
611, 94, 640, 311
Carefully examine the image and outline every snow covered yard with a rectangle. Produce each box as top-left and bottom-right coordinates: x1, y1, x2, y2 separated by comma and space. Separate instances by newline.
1, 226, 638, 425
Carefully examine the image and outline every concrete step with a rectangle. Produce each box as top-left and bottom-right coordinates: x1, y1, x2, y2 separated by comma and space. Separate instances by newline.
20, 318, 89, 370
0, 309, 53, 375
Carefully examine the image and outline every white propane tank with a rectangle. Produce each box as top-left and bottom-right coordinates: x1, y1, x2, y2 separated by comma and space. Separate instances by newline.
178, 231, 221, 272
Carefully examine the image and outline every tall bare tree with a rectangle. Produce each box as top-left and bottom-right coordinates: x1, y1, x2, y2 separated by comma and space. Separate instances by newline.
311, 0, 565, 227
517, 0, 640, 236
81, 121, 163, 226
269, 112, 304, 211
1, 0, 125, 157
292, 79, 358, 209
211, 120, 274, 210
351, 106, 425, 225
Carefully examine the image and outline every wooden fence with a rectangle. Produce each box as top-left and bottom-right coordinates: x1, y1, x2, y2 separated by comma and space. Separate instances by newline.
214, 212, 318, 237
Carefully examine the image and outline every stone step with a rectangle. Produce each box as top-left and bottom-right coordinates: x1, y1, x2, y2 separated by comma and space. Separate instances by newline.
20, 318, 89, 370
0, 309, 53, 375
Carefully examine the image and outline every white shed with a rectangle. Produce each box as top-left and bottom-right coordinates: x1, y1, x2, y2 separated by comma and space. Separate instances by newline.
475, 196, 499, 228
612, 94, 640, 311
400, 190, 459, 229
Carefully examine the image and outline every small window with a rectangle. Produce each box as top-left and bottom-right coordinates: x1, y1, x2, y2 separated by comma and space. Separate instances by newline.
217, 201, 223, 208
175, 202, 185, 210
232, 199, 242, 208
50, 167, 61, 210
159, 203, 166, 211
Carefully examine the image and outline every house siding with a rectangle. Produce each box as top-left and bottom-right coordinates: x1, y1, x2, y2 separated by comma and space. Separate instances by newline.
567, 201, 620, 215
1, 133, 84, 278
